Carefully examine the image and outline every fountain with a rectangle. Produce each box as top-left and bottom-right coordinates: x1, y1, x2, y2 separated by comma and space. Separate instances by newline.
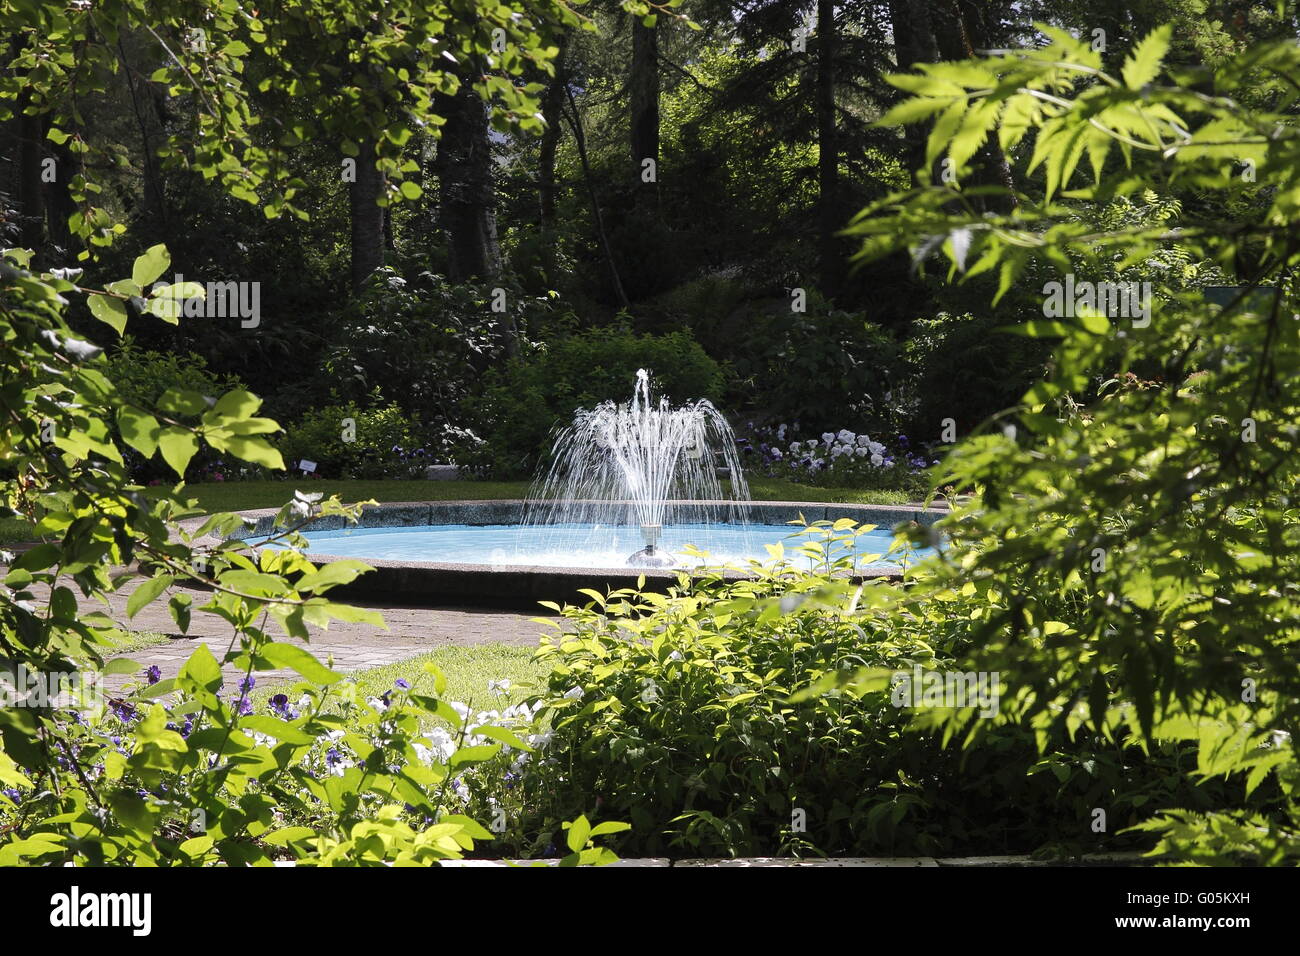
524, 369, 750, 567
235, 369, 943, 604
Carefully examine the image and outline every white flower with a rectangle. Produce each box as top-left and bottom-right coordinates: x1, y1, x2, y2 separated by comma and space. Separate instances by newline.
502, 701, 530, 721
667, 650, 683, 661
789, 441, 802, 454
488, 678, 513, 695
769, 447, 783, 460
424, 727, 456, 761
776, 424, 787, 440
563, 686, 584, 701
856, 434, 872, 448
871, 453, 884, 467
449, 701, 471, 721
529, 729, 555, 749
854, 447, 869, 458
836, 429, 855, 444
831, 444, 850, 458
821, 432, 835, 446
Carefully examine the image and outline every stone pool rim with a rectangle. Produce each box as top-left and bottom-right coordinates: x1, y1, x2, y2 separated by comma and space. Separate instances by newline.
189, 499, 947, 608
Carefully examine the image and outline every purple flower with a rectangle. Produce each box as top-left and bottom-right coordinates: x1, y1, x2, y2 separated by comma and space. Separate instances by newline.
239, 675, 256, 694
395, 678, 410, 690
145, 665, 162, 685
269, 693, 296, 719
326, 747, 342, 767
111, 700, 137, 722
234, 696, 253, 717
1, 788, 20, 802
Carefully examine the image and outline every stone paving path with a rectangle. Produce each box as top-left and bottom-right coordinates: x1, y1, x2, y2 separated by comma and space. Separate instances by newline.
22, 580, 559, 693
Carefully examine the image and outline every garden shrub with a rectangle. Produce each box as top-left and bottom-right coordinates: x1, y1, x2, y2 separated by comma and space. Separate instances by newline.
898, 311, 1051, 440
839, 26, 1300, 864
465, 327, 724, 478
323, 268, 562, 428
0, 246, 621, 866
277, 399, 479, 479
680, 288, 905, 434
504, 524, 1252, 858
103, 340, 248, 482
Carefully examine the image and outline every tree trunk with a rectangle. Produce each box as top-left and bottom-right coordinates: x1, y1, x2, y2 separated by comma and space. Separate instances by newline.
435, 81, 514, 356
629, 18, 659, 203
888, 0, 939, 177
815, 0, 841, 299
538, 37, 569, 283
46, 131, 79, 255
565, 85, 630, 311
931, 0, 1016, 209
16, 102, 45, 251
349, 138, 386, 289
435, 83, 501, 282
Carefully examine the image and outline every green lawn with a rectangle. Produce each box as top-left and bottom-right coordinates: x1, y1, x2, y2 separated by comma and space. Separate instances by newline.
106, 631, 175, 655
251, 644, 551, 724
0, 477, 918, 546
182, 477, 916, 514
0, 517, 29, 546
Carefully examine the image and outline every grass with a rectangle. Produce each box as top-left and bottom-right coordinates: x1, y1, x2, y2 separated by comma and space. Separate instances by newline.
182, 479, 533, 514
250, 643, 551, 726
0, 477, 921, 546
103, 631, 174, 655
0, 518, 30, 546
181, 477, 917, 514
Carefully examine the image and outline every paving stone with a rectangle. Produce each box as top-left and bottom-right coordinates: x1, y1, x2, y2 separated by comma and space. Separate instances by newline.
16, 580, 560, 692
673, 857, 940, 867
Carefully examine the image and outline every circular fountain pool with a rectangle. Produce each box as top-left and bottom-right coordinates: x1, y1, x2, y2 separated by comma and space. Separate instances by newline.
210, 500, 944, 607
272, 521, 932, 570
212, 368, 945, 606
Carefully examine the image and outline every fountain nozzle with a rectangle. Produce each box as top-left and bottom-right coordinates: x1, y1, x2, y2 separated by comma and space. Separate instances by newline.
627, 523, 676, 568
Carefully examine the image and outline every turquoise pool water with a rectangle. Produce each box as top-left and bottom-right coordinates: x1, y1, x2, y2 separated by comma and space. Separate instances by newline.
270, 522, 932, 571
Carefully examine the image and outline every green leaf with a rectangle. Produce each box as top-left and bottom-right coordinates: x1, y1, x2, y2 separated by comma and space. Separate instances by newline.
877, 97, 953, 127
158, 388, 209, 417
473, 725, 533, 752
1122, 25, 1172, 90
169, 593, 193, 632
565, 814, 592, 853
1001, 320, 1073, 338
449, 744, 500, 770
212, 388, 262, 419
239, 715, 315, 745
158, 427, 200, 477
88, 294, 128, 335
117, 406, 162, 458
132, 243, 171, 288
179, 642, 223, 692
127, 574, 173, 618
295, 560, 374, 593
224, 435, 284, 470
260, 642, 345, 685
